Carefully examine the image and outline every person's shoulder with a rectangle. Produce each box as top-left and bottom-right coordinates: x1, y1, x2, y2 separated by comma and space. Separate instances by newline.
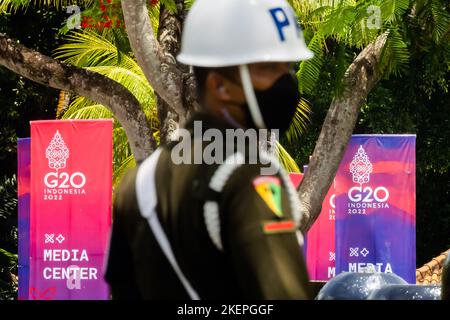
219, 160, 284, 202
225, 150, 285, 186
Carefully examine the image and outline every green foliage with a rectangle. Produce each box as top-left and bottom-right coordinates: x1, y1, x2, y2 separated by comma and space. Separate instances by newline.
285, 98, 312, 144
294, 0, 414, 95
0, 0, 95, 12
380, 0, 410, 24
54, 29, 158, 185
276, 142, 301, 173
297, 32, 325, 95
0, 175, 18, 300
380, 28, 410, 77
0, 248, 18, 300
430, 0, 450, 44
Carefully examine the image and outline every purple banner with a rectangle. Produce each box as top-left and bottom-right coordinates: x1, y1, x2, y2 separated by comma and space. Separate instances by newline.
18, 138, 31, 300
335, 135, 416, 283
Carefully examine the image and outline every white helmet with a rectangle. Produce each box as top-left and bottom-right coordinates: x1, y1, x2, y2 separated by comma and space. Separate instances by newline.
177, 0, 314, 129
177, 0, 313, 67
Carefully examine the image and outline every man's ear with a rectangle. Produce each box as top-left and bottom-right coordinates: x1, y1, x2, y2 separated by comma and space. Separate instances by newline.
205, 72, 233, 102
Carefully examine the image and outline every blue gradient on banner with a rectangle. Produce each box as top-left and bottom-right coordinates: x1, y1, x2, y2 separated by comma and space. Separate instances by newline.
18, 138, 30, 299
335, 135, 416, 283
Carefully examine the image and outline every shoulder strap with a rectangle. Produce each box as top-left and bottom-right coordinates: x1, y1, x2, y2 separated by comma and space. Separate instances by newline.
135, 148, 200, 300
203, 152, 245, 251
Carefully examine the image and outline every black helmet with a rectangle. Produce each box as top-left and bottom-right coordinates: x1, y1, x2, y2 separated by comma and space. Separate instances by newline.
316, 272, 407, 300
368, 284, 441, 300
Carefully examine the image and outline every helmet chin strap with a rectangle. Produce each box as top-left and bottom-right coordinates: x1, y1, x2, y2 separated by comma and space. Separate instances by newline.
239, 64, 266, 129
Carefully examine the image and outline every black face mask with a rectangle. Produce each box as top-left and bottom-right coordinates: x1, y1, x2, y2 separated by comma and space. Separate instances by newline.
242, 73, 300, 133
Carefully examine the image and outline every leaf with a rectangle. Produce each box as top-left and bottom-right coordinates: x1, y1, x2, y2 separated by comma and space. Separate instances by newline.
321, 5, 356, 40
380, 27, 410, 77
297, 32, 325, 94
159, 0, 177, 13
430, 0, 450, 44
0, 248, 17, 267
381, 0, 410, 24
85, 65, 155, 112
54, 30, 137, 70
285, 98, 312, 143
63, 104, 114, 120
113, 154, 136, 187
333, 42, 354, 96
276, 142, 301, 173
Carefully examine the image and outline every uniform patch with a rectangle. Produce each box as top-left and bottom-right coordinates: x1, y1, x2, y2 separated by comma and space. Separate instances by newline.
262, 220, 296, 234
252, 176, 283, 217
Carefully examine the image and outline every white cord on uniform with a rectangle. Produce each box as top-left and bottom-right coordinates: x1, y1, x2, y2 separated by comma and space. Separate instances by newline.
239, 64, 266, 129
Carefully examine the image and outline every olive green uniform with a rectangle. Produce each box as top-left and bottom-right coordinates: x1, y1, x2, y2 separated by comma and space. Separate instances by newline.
105, 112, 311, 299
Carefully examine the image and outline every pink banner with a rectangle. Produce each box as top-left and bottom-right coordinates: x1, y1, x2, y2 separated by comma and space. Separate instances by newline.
29, 120, 113, 300
289, 172, 335, 281
305, 180, 335, 281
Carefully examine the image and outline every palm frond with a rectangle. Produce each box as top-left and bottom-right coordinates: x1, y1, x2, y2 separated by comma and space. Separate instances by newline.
332, 42, 354, 95
62, 104, 114, 120
85, 65, 155, 112
112, 127, 134, 185
430, 0, 450, 44
113, 154, 135, 187
381, 0, 410, 24
289, 0, 354, 17
302, 5, 333, 31
380, 27, 410, 77
54, 30, 138, 70
276, 141, 301, 173
348, 1, 383, 48
113, 127, 132, 162
297, 32, 325, 94
0, 0, 24, 12
285, 98, 312, 143
321, 5, 356, 40
62, 96, 95, 117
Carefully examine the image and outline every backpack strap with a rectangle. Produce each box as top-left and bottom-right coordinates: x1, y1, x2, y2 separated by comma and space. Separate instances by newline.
135, 148, 200, 300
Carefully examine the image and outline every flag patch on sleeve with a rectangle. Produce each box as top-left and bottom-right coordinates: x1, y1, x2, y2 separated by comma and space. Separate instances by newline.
252, 176, 283, 218
262, 220, 297, 234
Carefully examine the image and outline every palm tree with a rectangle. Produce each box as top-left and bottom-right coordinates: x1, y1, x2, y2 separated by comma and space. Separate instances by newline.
51, 1, 310, 179
54, 28, 160, 185
291, 0, 450, 96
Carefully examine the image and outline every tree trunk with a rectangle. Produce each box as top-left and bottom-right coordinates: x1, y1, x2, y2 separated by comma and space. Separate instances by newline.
297, 33, 388, 233
156, 1, 184, 143
121, 0, 187, 117
0, 33, 155, 163
1, 2, 391, 234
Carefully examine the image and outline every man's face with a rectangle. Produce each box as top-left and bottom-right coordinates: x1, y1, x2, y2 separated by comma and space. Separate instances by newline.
206, 62, 294, 127
221, 62, 293, 101
247, 62, 294, 90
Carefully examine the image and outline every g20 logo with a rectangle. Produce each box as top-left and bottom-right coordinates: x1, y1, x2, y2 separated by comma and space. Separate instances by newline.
348, 186, 389, 203
44, 172, 86, 189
